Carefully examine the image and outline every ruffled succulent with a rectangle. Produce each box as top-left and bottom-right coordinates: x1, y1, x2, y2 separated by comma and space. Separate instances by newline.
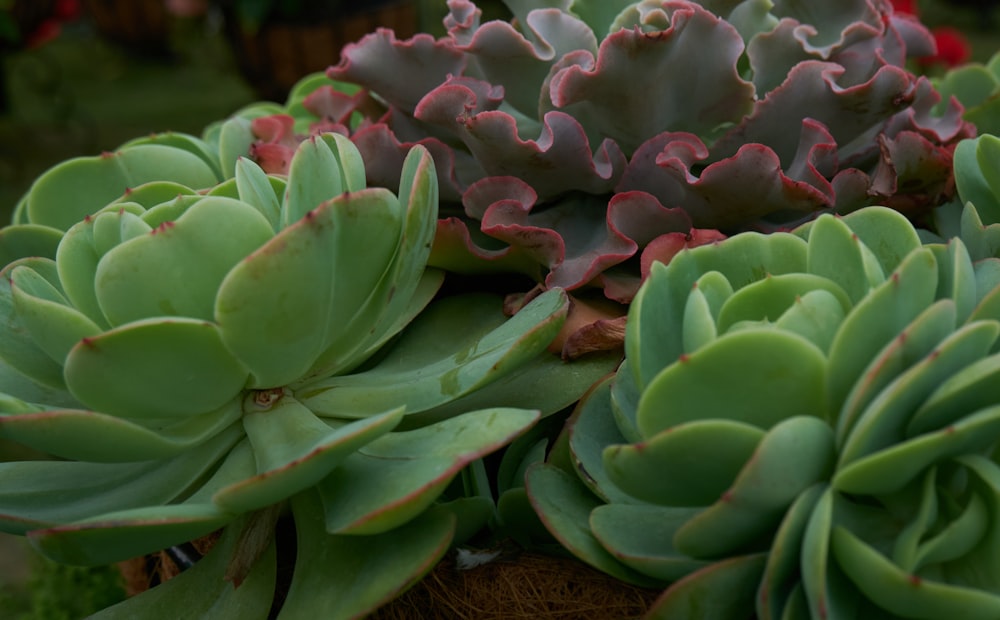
260, 0, 975, 304
525, 203, 1000, 618
0, 132, 616, 616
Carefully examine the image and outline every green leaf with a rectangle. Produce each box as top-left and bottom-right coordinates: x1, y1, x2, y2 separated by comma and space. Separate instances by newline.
118, 132, 224, 181
90, 515, 276, 620
317, 408, 539, 535
833, 405, 1000, 495
838, 319, 999, 470
26, 145, 220, 231
30, 503, 234, 566
95, 197, 274, 325
217, 116, 257, 180
716, 273, 850, 333
646, 553, 768, 620
756, 484, 826, 620
55, 218, 110, 328
773, 289, 846, 353
805, 213, 878, 304
568, 376, 644, 504
832, 526, 1000, 620
0, 423, 240, 534
0, 224, 63, 267
590, 503, 707, 582
835, 300, 959, 446
215, 188, 401, 388
637, 329, 827, 438
0, 398, 242, 462
283, 137, 345, 227
672, 416, 836, 559
826, 247, 939, 418
0, 259, 68, 390
212, 400, 404, 513
604, 419, 765, 506
107, 180, 197, 210
306, 145, 440, 377
627, 232, 807, 391
64, 318, 249, 420
838, 206, 922, 276
297, 290, 567, 418
235, 157, 282, 230
9, 264, 102, 363
928, 240, 977, 325
279, 490, 454, 620
910, 353, 1000, 435
524, 463, 662, 587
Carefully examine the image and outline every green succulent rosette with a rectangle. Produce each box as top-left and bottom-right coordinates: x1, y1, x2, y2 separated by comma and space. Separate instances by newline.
0, 132, 616, 617
526, 205, 1000, 619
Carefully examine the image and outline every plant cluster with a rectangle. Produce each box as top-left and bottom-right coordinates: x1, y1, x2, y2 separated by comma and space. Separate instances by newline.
2, 1, 1000, 619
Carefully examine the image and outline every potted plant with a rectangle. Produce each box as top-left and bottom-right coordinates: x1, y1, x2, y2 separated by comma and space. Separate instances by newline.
2, 0, 1000, 618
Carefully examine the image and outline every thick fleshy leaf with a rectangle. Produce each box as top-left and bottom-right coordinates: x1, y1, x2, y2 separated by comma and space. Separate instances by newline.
543, 4, 754, 154
627, 232, 807, 392
90, 516, 276, 620
64, 318, 249, 420
835, 299, 959, 446
297, 290, 566, 418
567, 376, 643, 504
215, 188, 401, 388
756, 484, 826, 620
524, 462, 662, 587
234, 157, 281, 230
9, 264, 102, 364
715, 272, 850, 332
107, 180, 197, 210
118, 132, 224, 181
317, 408, 538, 535
0, 423, 240, 534
25, 145, 219, 231
835, 206, 922, 276
636, 329, 827, 438
826, 247, 939, 417
590, 503, 707, 582
804, 213, 879, 304
834, 405, 1000, 496
305, 145, 440, 377
0, 398, 242, 462
279, 490, 454, 620
0, 260, 68, 390
0, 224, 63, 267
832, 526, 1000, 620
646, 554, 768, 620
399, 348, 619, 427
212, 400, 404, 513
604, 419, 765, 507
838, 319, 999, 469
94, 197, 274, 325
283, 136, 345, 227
672, 417, 836, 559
30, 503, 234, 566
910, 354, 1000, 435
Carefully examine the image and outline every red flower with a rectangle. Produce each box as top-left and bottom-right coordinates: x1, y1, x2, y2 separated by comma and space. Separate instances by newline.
891, 0, 918, 14
924, 27, 973, 68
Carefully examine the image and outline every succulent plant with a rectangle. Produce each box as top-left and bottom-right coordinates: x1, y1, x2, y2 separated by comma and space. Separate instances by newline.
238, 0, 975, 305
0, 127, 616, 616
524, 201, 1000, 618
933, 52, 1000, 139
